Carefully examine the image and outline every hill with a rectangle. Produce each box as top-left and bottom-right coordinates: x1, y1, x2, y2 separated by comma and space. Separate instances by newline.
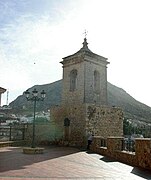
10, 80, 151, 123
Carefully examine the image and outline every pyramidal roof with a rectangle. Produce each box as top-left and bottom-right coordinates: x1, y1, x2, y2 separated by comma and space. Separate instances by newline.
62, 38, 108, 61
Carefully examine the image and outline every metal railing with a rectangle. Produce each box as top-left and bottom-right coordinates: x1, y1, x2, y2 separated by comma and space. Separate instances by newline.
100, 138, 107, 147
121, 139, 135, 152
0, 124, 27, 141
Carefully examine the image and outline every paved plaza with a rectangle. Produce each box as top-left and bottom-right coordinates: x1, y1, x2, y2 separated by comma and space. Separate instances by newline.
0, 146, 151, 180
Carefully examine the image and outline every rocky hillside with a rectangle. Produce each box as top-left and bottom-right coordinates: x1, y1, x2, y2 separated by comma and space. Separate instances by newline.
10, 80, 151, 123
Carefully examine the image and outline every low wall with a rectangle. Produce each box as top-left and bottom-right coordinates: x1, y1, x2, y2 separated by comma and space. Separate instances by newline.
90, 136, 151, 170
0, 140, 27, 148
24, 122, 63, 146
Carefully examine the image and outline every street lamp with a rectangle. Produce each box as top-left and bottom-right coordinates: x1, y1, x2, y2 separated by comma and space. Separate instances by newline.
24, 88, 46, 148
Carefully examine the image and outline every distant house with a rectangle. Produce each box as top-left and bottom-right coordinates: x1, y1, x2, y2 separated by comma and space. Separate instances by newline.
0, 87, 6, 107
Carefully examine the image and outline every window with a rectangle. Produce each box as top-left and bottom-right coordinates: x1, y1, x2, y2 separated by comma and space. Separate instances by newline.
94, 70, 100, 93
70, 69, 77, 91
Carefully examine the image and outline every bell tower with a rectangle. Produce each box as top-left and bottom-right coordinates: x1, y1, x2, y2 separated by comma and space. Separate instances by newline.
51, 37, 123, 147
61, 38, 109, 106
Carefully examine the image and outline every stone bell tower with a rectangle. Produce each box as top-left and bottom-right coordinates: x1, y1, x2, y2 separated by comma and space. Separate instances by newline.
51, 38, 123, 147
61, 38, 109, 106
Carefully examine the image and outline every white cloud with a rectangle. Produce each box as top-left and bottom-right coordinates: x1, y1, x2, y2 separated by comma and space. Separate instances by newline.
1, 0, 151, 107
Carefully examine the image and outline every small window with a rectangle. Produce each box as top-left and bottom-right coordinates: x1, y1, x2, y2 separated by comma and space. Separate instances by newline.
64, 118, 70, 127
70, 69, 77, 91
94, 70, 100, 93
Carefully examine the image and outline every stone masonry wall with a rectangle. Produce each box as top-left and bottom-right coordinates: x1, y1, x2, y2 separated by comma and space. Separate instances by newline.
62, 56, 108, 106
84, 59, 108, 105
86, 104, 123, 137
135, 138, 151, 169
50, 104, 123, 147
50, 104, 87, 147
91, 136, 151, 170
62, 59, 85, 105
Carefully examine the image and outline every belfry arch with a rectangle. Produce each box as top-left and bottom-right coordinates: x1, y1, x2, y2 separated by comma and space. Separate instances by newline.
94, 70, 100, 94
70, 69, 77, 92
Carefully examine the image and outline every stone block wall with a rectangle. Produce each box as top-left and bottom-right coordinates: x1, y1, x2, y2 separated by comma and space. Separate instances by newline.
50, 104, 123, 147
86, 104, 123, 137
62, 55, 108, 106
91, 136, 151, 170
50, 104, 87, 147
24, 104, 123, 148
135, 138, 151, 169
62, 58, 85, 105
84, 61, 108, 105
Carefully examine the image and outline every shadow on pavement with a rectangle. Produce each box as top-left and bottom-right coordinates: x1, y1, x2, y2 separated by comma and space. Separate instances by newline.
0, 146, 80, 173
99, 156, 117, 163
131, 167, 151, 179
86, 150, 95, 154
86, 151, 151, 179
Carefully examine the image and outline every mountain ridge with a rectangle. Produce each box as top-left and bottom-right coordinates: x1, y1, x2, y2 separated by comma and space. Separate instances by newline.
10, 80, 151, 123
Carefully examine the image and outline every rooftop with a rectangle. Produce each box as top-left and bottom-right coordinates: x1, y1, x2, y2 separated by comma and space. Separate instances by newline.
0, 87, 6, 94
62, 38, 109, 63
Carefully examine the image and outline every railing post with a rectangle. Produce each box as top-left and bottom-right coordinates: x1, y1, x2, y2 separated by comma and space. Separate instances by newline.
135, 138, 151, 170
107, 137, 124, 157
90, 136, 101, 151
22, 125, 25, 140
9, 125, 12, 141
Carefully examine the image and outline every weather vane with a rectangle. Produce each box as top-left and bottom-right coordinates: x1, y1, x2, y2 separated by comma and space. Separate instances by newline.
83, 29, 88, 38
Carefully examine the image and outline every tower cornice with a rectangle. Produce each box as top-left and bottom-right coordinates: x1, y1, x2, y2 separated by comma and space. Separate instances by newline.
61, 38, 109, 65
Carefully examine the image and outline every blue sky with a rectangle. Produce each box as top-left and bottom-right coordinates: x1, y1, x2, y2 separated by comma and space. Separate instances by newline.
1, 0, 151, 107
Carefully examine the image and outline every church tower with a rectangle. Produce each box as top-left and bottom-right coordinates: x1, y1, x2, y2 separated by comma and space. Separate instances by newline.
61, 38, 109, 106
51, 37, 123, 147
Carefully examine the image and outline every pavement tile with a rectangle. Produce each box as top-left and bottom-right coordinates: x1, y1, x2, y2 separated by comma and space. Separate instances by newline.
0, 146, 151, 180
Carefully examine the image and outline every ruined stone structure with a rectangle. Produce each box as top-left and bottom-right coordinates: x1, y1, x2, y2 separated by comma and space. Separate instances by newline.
51, 38, 123, 147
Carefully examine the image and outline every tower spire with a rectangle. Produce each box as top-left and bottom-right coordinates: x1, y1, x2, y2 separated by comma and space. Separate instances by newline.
82, 37, 88, 49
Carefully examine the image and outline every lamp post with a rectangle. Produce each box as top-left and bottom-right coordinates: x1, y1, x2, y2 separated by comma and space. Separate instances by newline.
24, 88, 46, 148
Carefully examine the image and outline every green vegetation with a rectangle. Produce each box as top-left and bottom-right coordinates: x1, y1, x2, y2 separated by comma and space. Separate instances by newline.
123, 118, 151, 137
35, 117, 48, 123
123, 118, 142, 135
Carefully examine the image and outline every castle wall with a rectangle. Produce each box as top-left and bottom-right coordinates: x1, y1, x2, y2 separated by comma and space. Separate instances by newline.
50, 104, 123, 147
86, 104, 123, 137
85, 104, 123, 138
50, 104, 87, 147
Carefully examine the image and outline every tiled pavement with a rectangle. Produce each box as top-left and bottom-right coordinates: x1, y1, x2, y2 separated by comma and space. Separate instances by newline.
0, 146, 151, 180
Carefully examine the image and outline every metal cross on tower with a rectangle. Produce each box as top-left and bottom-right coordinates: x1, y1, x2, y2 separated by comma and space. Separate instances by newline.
83, 29, 88, 38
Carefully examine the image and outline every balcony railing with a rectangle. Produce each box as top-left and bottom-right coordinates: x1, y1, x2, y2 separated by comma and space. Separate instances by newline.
100, 138, 107, 147
121, 138, 135, 152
